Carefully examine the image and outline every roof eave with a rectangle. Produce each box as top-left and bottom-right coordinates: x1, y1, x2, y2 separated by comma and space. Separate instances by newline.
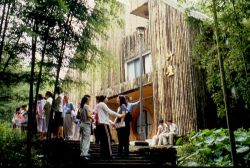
162, 0, 211, 21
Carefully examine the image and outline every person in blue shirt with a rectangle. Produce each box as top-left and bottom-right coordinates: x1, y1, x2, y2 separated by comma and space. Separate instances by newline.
124, 95, 140, 148
63, 94, 75, 140
125, 95, 140, 114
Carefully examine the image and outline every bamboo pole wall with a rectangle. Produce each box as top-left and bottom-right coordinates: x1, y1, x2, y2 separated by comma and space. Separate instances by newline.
148, 0, 207, 135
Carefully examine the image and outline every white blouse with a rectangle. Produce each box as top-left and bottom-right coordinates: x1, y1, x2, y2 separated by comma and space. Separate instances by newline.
97, 102, 122, 125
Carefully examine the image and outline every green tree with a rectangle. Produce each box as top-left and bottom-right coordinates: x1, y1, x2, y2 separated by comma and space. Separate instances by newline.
0, 0, 122, 165
189, 0, 250, 127
8, 0, 122, 165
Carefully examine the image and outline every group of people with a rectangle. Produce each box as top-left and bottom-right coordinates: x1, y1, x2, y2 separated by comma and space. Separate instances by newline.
152, 119, 178, 146
11, 88, 140, 159
12, 91, 54, 139
11, 88, 79, 141
12, 104, 28, 132
46, 88, 82, 141
12, 87, 179, 160
78, 94, 139, 160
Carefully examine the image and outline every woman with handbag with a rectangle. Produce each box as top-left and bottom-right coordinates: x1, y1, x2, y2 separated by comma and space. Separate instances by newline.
114, 95, 129, 157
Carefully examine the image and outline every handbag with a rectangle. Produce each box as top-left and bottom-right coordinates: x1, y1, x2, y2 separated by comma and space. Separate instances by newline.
115, 121, 125, 129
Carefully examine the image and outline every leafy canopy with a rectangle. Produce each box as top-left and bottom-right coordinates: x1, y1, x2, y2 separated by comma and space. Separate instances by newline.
187, 0, 250, 118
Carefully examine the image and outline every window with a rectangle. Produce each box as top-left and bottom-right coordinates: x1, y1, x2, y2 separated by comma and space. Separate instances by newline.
144, 54, 152, 74
126, 53, 152, 81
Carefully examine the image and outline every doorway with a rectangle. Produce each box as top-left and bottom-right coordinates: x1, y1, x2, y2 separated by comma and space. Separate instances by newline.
135, 109, 152, 140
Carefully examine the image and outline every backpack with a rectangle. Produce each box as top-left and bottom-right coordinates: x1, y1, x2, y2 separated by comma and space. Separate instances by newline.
76, 108, 81, 119
123, 104, 132, 123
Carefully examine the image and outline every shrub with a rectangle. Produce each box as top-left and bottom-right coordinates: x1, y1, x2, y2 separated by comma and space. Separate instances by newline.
0, 121, 27, 167
177, 128, 250, 167
0, 121, 43, 168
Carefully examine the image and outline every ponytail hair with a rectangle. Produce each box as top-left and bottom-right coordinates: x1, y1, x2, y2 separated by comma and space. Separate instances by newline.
80, 95, 90, 108
118, 95, 127, 106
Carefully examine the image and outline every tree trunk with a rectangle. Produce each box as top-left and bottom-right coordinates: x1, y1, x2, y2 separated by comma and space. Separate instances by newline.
2, 32, 22, 73
32, 33, 49, 144
0, 0, 11, 63
212, 0, 237, 166
47, 14, 71, 139
34, 30, 49, 113
0, 0, 7, 41
34, 6, 55, 121
27, 20, 38, 167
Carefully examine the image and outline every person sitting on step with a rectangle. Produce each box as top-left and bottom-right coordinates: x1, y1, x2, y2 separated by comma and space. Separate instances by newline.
151, 119, 168, 146
158, 119, 178, 145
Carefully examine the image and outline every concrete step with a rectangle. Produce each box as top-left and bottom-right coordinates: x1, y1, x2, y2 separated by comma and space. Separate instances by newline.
88, 162, 153, 165
88, 159, 151, 163
39, 139, 176, 168
86, 162, 156, 168
89, 153, 142, 157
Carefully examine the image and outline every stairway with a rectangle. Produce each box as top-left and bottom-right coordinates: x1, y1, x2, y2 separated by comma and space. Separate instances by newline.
87, 143, 155, 168
43, 140, 158, 168
39, 139, 176, 168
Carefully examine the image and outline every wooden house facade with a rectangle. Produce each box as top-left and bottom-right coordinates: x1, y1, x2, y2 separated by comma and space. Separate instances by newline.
66, 0, 211, 141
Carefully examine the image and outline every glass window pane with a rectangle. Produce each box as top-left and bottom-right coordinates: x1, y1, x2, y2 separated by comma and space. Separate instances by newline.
144, 54, 152, 74
134, 59, 140, 78
126, 53, 152, 81
127, 62, 135, 80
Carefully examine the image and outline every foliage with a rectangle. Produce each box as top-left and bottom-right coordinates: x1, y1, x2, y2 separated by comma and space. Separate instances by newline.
0, 121, 43, 167
0, 0, 123, 122
0, 83, 29, 122
0, 69, 52, 122
177, 128, 250, 167
0, 0, 122, 86
187, 0, 250, 120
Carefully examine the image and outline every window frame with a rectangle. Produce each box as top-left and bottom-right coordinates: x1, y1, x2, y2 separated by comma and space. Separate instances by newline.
125, 51, 151, 81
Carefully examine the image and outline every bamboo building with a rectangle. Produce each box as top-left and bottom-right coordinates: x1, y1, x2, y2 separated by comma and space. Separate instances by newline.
65, 0, 212, 141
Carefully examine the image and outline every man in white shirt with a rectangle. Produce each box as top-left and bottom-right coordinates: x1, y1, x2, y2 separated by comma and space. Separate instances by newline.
167, 119, 179, 145
158, 119, 179, 145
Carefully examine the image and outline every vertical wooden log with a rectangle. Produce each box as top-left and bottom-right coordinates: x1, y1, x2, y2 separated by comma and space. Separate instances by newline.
148, 0, 208, 135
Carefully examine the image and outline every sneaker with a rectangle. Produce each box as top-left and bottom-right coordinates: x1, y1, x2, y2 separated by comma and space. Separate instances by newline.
80, 155, 90, 161
83, 156, 90, 161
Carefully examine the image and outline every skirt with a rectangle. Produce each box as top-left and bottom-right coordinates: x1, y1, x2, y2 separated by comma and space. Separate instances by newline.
54, 112, 63, 127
